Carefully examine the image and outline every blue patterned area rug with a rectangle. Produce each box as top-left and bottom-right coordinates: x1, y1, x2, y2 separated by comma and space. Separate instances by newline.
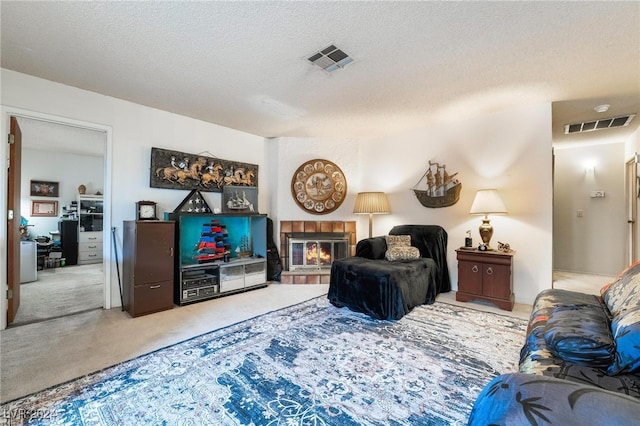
2, 297, 527, 425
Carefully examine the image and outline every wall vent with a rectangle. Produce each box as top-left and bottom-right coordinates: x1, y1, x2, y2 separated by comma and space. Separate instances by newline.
564, 114, 636, 134
307, 44, 353, 73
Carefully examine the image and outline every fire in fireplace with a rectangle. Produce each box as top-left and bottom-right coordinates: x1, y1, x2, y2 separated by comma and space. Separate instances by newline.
286, 232, 350, 272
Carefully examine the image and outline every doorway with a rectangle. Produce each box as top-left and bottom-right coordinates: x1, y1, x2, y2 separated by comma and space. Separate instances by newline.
552, 143, 627, 277
3, 110, 112, 329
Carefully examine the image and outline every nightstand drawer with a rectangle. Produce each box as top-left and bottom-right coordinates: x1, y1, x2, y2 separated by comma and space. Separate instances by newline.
79, 231, 102, 243
79, 242, 102, 257
79, 241, 102, 252
79, 251, 102, 262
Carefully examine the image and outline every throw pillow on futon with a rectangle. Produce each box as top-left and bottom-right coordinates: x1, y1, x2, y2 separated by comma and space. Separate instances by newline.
601, 260, 640, 316
385, 234, 411, 248
544, 304, 615, 368
608, 306, 640, 375
384, 235, 420, 261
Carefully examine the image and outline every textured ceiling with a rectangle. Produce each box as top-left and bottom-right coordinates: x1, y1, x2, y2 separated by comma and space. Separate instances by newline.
2, 1, 639, 150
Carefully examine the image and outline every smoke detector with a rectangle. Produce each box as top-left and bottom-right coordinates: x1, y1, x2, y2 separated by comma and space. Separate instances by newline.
307, 44, 353, 73
564, 114, 636, 134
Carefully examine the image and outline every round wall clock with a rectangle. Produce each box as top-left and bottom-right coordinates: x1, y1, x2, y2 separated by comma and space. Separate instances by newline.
291, 159, 347, 215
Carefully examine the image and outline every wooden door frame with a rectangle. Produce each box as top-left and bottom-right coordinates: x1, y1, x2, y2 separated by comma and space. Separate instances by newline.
626, 155, 639, 264
1, 107, 113, 330
7, 117, 22, 322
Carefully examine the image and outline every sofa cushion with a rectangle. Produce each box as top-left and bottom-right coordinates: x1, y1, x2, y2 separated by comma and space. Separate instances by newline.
601, 260, 640, 316
468, 373, 640, 426
608, 306, 640, 375
544, 304, 615, 368
385, 245, 421, 261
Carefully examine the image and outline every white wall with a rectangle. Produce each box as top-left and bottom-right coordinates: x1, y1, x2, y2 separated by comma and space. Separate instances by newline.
20, 148, 104, 239
553, 143, 627, 275
270, 103, 554, 305
2, 68, 554, 327
1, 69, 267, 328
270, 137, 361, 229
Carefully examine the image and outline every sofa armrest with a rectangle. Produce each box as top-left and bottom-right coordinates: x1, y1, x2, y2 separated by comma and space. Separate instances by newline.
355, 236, 387, 259
468, 373, 640, 425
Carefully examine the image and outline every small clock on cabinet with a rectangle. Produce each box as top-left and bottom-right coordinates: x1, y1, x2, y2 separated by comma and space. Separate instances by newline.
136, 201, 158, 220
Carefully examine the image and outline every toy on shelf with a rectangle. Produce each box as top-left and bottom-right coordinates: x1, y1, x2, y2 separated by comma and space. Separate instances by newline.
235, 235, 252, 258
195, 219, 231, 263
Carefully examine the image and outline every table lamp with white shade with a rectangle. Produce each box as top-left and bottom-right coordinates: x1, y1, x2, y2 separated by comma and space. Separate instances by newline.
469, 189, 507, 249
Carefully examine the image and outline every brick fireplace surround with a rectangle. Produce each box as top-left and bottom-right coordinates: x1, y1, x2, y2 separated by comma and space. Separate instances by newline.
279, 220, 356, 284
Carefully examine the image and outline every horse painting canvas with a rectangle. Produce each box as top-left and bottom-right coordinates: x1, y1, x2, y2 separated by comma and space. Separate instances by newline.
150, 147, 259, 192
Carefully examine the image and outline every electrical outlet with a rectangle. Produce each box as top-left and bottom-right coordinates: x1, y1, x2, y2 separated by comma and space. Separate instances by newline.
590, 191, 605, 198
577, 209, 583, 218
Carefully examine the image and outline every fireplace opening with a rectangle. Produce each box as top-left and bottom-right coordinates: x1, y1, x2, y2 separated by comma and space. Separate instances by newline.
286, 232, 350, 272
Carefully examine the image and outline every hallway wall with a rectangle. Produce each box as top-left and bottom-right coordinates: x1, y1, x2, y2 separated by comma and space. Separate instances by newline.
553, 142, 627, 275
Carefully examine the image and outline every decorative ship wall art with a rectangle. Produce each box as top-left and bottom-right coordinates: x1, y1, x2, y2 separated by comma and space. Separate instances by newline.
411, 161, 462, 208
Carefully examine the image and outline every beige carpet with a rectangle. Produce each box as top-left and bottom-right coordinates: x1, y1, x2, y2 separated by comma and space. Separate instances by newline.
12, 264, 103, 325
552, 270, 613, 295
1, 283, 329, 403
0, 271, 598, 404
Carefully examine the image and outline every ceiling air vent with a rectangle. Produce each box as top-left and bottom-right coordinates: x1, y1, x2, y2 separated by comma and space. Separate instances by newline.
564, 114, 636, 134
307, 44, 353, 73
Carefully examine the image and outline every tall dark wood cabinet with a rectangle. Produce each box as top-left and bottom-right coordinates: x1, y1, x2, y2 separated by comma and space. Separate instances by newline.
58, 220, 78, 265
123, 220, 175, 317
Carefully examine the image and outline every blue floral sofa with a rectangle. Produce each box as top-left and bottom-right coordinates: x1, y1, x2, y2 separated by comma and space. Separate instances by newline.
469, 261, 640, 424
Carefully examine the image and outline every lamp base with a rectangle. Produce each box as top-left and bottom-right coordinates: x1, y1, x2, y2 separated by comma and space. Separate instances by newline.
479, 218, 494, 249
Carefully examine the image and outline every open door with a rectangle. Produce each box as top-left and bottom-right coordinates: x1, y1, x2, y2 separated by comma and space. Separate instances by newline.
7, 116, 22, 323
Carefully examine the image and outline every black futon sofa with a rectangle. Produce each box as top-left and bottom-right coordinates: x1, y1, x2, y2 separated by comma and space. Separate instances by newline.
328, 225, 451, 320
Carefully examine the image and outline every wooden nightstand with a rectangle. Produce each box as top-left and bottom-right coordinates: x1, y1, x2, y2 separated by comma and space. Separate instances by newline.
455, 248, 515, 311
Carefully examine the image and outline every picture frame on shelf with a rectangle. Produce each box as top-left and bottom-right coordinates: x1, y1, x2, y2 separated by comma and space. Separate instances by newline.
31, 200, 58, 217
222, 186, 258, 213
30, 180, 59, 197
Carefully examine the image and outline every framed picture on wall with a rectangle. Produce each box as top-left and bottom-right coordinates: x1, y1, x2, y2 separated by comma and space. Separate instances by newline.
222, 186, 258, 213
31, 200, 58, 217
30, 180, 59, 197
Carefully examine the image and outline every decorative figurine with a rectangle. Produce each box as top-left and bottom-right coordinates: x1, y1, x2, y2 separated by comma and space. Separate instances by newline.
465, 230, 472, 247
497, 241, 512, 253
